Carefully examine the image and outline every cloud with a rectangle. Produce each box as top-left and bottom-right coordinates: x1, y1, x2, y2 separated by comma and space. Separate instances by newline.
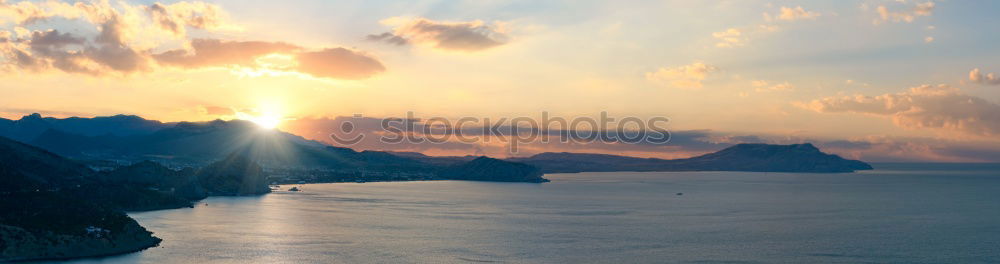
0, 0, 228, 75
752, 80, 794, 92
200, 106, 234, 116
154, 39, 300, 68
294, 48, 386, 80
801, 84, 1000, 136
153, 40, 385, 80
2, 28, 149, 75
873, 1, 935, 24
717, 6, 816, 49
764, 6, 821, 22
26, 29, 84, 51
712, 28, 743, 48
712, 24, 779, 48
0, 1, 386, 80
646, 62, 718, 89
365, 32, 408, 46
146, 2, 233, 37
969, 68, 1000, 85
374, 17, 510, 51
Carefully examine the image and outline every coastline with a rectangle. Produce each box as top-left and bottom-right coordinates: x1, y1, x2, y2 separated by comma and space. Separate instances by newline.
0, 222, 161, 262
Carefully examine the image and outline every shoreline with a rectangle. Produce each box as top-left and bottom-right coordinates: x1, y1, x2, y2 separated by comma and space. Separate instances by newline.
6, 238, 161, 263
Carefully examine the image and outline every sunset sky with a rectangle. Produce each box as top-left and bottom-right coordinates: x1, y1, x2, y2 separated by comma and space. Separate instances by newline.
2, 0, 999, 161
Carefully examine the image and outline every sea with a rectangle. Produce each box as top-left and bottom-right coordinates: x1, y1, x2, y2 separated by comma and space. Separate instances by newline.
47, 163, 1000, 263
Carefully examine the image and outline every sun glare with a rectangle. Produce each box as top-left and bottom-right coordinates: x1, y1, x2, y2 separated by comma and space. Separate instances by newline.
237, 108, 285, 130
250, 113, 282, 129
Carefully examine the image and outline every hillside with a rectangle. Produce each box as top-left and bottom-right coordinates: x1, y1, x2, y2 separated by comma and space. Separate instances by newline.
507, 143, 873, 173
0, 136, 163, 261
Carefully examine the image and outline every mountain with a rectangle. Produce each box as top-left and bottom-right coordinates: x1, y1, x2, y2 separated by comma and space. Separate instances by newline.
101, 161, 205, 200
667, 143, 873, 172
18, 115, 546, 183
0, 113, 170, 143
508, 143, 873, 173
439, 157, 548, 183
506, 152, 672, 173
0, 132, 94, 192
0, 136, 162, 262
195, 153, 271, 196
386, 151, 478, 166
29, 119, 429, 170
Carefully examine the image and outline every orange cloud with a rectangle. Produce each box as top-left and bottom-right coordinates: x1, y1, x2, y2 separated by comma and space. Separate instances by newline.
872, 1, 935, 24
199, 106, 234, 116
154, 39, 300, 68
0, 1, 385, 80
969, 68, 1000, 85
801, 84, 1000, 136
646, 62, 719, 89
294, 48, 385, 80
751, 80, 794, 92
764, 6, 821, 22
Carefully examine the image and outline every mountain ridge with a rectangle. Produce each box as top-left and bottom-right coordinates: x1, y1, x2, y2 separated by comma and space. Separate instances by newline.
508, 143, 873, 173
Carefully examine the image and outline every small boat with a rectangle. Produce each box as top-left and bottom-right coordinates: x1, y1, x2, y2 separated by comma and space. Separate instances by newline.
288, 187, 300, 192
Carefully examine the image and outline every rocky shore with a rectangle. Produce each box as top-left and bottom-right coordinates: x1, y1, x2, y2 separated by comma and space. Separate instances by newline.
0, 221, 161, 262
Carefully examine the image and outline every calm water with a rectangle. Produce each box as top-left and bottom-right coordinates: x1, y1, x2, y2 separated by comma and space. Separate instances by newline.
50, 164, 1000, 263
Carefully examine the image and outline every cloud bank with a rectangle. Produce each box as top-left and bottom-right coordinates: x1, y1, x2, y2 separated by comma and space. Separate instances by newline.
0, 1, 385, 80
801, 84, 1000, 136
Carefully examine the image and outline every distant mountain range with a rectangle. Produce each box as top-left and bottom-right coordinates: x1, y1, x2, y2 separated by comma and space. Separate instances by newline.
394, 144, 873, 173
0, 113, 873, 174
0, 114, 550, 182
508, 143, 873, 173
0, 113, 171, 143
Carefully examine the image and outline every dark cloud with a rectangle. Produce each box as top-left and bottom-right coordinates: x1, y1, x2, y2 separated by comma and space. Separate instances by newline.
27, 30, 85, 54
148, 3, 180, 34
377, 18, 509, 51
365, 32, 408, 46
9, 26, 149, 75
85, 44, 148, 73
146, 2, 227, 37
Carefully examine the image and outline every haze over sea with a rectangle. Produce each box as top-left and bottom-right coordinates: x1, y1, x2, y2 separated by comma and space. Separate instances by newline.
48, 163, 1000, 264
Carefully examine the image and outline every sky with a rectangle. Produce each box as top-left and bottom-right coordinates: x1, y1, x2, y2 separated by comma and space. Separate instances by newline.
1, 0, 999, 161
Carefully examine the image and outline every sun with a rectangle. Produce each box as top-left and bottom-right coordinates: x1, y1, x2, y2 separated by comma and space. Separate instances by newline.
250, 113, 282, 129
237, 109, 284, 129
